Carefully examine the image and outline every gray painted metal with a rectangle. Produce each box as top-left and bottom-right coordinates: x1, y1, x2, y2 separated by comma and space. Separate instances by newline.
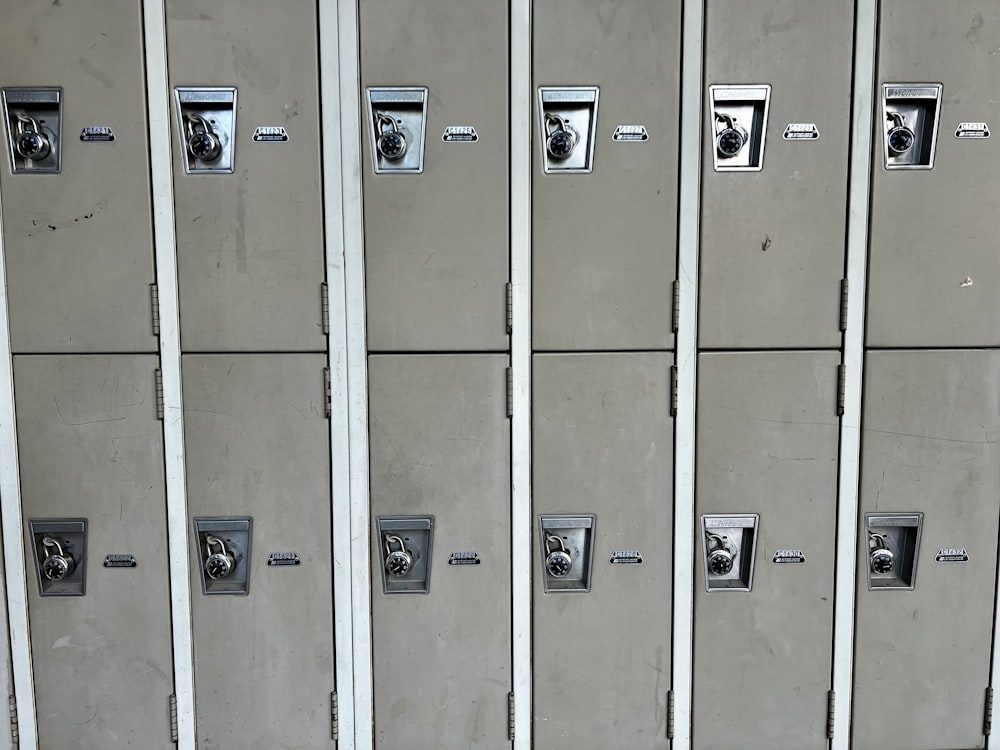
532, 0, 681, 351
699, 0, 853, 349
182, 354, 335, 747
368, 355, 510, 749
0, 2, 157, 353
694, 352, 839, 750
166, 0, 327, 352
867, 1, 1000, 347
852, 351, 1000, 750
359, 2, 509, 352
533, 353, 673, 749
13, 355, 174, 748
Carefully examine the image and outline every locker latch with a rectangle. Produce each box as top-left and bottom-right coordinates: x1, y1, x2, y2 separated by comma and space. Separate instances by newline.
2, 87, 62, 173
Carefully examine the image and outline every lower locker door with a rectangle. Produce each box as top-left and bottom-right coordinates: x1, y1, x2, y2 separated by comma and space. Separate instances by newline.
368, 355, 511, 749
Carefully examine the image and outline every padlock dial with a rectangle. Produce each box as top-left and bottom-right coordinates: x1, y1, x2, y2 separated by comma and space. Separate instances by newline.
42, 555, 70, 581
377, 130, 407, 161
188, 130, 222, 162
545, 550, 573, 578
386, 550, 412, 577
707, 549, 734, 576
546, 129, 577, 160
887, 126, 914, 155
716, 128, 746, 158
16, 130, 50, 160
205, 554, 233, 580
870, 549, 894, 575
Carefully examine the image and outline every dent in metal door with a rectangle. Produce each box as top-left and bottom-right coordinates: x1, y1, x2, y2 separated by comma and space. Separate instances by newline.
700, 0, 853, 348
867, 1, 1000, 347
533, 0, 681, 351
183, 354, 335, 747
13, 356, 174, 748
0, 2, 157, 353
533, 353, 673, 749
166, 0, 326, 352
360, 1, 509, 351
694, 352, 839, 750
852, 351, 1000, 750
368, 355, 511, 749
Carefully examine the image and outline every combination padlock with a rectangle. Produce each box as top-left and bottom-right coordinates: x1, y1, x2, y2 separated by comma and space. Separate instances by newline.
544, 534, 573, 578
544, 113, 578, 161
185, 113, 222, 162
375, 112, 407, 161
868, 532, 894, 575
204, 535, 236, 580
384, 534, 413, 577
705, 532, 737, 576
715, 112, 748, 158
40, 536, 75, 582
14, 112, 51, 161
886, 111, 915, 155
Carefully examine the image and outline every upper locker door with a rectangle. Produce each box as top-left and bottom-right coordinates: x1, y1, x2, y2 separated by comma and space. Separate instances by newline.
867, 1, 1000, 347
694, 352, 840, 750
533, 1, 681, 351
852, 351, 1000, 750
700, 1, 854, 349
0, 1, 156, 353
533, 353, 673, 749
368, 355, 511, 749
165, 0, 326, 352
360, 1, 509, 352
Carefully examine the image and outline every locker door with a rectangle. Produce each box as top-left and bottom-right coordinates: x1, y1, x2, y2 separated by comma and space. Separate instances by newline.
14, 356, 174, 748
700, 1, 854, 348
532, 353, 673, 748
867, 1, 1000, 347
166, 0, 326, 352
183, 355, 335, 747
852, 351, 1000, 750
0, 2, 157, 353
360, 1, 509, 351
368, 355, 511, 749
694, 352, 840, 750
533, 0, 681, 351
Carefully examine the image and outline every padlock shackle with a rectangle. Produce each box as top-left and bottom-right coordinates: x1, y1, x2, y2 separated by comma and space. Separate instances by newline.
41, 535, 65, 558
705, 532, 736, 559
375, 112, 400, 136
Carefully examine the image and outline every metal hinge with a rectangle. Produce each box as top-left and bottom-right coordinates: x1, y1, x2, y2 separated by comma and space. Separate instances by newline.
9, 695, 18, 745
507, 691, 515, 740
839, 278, 849, 332
836, 364, 846, 416
506, 282, 513, 335
672, 280, 680, 333
331, 691, 339, 743
667, 690, 675, 739
321, 282, 330, 335
826, 690, 835, 739
670, 365, 679, 417
985, 686, 993, 736
168, 693, 178, 743
506, 367, 513, 418
324, 367, 332, 419
155, 369, 165, 420
150, 283, 161, 336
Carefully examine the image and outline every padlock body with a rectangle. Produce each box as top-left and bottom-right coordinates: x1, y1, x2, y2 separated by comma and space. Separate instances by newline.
377, 131, 407, 161
887, 126, 914, 154
16, 130, 49, 160
870, 549, 894, 575
546, 130, 576, 160
716, 128, 745, 157
708, 549, 734, 576
545, 550, 572, 577
188, 131, 221, 162
386, 550, 412, 577
205, 552, 235, 580
42, 554, 73, 581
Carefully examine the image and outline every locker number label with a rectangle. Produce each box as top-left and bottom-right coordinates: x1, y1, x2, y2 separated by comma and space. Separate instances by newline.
782, 123, 820, 141
609, 550, 643, 564
267, 552, 301, 566
253, 126, 289, 143
936, 548, 969, 563
612, 125, 649, 143
955, 122, 990, 139
80, 126, 115, 143
442, 126, 479, 143
772, 549, 806, 564
448, 551, 481, 565
103, 554, 137, 568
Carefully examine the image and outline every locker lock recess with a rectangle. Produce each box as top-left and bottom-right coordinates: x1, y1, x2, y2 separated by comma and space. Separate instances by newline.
709, 85, 770, 172
194, 517, 252, 595
881, 84, 942, 170
29, 519, 86, 597
701, 514, 759, 592
538, 515, 596, 593
174, 87, 237, 174
865, 512, 923, 591
537, 87, 599, 174
366, 88, 428, 174
377, 516, 433, 594
2, 88, 62, 173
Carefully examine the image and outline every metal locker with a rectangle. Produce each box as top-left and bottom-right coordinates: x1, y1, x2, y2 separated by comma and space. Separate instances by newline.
694, 352, 840, 750
533, 0, 681, 351
182, 355, 335, 747
853, 351, 1000, 750
867, 1, 1000, 347
368, 355, 511, 749
165, 0, 326, 352
0, 2, 157, 353
359, 1, 509, 351
699, 0, 854, 349
13, 356, 174, 748
532, 353, 673, 748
